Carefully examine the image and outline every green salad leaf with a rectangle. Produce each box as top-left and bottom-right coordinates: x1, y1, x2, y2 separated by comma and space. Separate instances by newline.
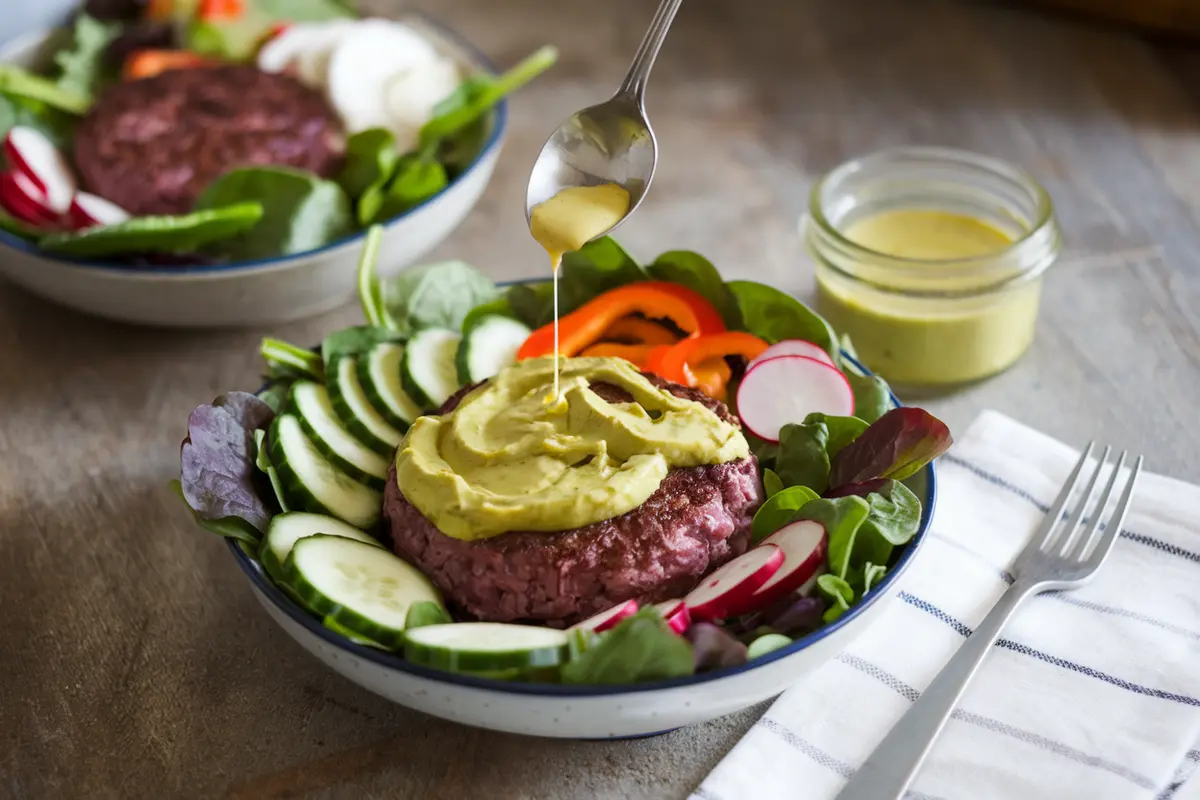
53, 14, 120, 101
39, 203, 265, 257
369, 155, 448, 223
506, 281, 555, 329
772, 414, 867, 494
339, 129, 401, 205
0, 207, 43, 241
196, 167, 353, 260
794, 495, 871, 581
405, 601, 453, 630
750, 485, 819, 543
256, 0, 355, 21
816, 574, 855, 623
862, 563, 888, 594
260, 338, 323, 382
0, 65, 92, 116
380, 259, 499, 334
726, 280, 838, 359
560, 608, 694, 685
761, 468, 784, 499
560, 236, 647, 314
320, 326, 405, 367
461, 296, 519, 333
845, 369, 891, 424
828, 407, 953, 487
648, 250, 743, 328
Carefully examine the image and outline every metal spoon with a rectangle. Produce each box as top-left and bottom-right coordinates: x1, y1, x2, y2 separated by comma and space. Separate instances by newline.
524, 0, 684, 229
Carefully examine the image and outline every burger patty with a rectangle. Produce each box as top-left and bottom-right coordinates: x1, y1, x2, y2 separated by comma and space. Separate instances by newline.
382, 376, 763, 627
74, 65, 345, 216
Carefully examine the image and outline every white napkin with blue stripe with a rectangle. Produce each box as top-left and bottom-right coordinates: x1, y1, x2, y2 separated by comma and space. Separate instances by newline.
692, 410, 1200, 800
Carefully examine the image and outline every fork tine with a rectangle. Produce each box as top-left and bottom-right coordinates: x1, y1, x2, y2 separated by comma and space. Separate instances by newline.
1068, 451, 1127, 561
1086, 455, 1144, 570
1029, 442, 1095, 552
1055, 445, 1111, 556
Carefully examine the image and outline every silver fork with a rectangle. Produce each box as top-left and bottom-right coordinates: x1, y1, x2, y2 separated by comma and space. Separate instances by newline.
835, 444, 1143, 800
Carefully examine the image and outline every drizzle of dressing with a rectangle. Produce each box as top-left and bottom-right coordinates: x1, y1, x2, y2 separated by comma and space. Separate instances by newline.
529, 183, 631, 404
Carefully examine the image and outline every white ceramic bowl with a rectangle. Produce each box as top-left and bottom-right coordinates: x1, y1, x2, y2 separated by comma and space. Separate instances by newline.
0, 15, 506, 328
227, 361, 937, 739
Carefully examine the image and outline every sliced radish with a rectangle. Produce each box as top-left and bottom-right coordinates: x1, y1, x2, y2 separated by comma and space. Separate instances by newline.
684, 545, 784, 621
651, 599, 692, 635
750, 339, 836, 370
68, 192, 130, 229
0, 172, 59, 226
734, 520, 829, 614
570, 599, 639, 633
736, 355, 855, 443
326, 19, 442, 133
4, 127, 76, 215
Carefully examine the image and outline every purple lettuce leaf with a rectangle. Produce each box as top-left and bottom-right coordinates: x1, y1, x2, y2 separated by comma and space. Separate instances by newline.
179, 391, 276, 536
685, 622, 748, 671
828, 407, 952, 488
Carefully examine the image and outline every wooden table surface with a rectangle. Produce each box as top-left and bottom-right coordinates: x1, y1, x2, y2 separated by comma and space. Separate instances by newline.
4, 0, 1200, 797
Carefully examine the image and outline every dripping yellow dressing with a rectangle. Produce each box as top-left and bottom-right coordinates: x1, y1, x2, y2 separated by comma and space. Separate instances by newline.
528, 183, 631, 402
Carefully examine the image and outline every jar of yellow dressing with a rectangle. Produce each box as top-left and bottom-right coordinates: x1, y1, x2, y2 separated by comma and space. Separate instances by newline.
802, 147, 1062, 390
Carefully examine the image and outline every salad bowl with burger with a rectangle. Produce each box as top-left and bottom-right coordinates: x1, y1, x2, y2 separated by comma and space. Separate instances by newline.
175, 229, 951, 738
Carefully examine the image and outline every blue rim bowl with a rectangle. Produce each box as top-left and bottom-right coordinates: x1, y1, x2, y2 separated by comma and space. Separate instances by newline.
223, 322, 937, 697
0, 11, 508, 277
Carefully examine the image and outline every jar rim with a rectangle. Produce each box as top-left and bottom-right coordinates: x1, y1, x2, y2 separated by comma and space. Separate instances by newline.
805, 146, 1061, 295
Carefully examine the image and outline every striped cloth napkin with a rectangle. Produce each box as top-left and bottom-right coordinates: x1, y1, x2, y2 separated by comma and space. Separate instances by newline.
691, 410, 1200, 800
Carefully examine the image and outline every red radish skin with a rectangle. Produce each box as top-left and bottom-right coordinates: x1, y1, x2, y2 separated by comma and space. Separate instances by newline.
0, 172, 59, 226
736, 355, 855, 443
4, 127, 76, 215
569, 599, 639, 633
684, 544, 784, 621
736, 520, 830, 614
652, 599, 692, 634
750, 340, 836, 370
68, 192, 131, 229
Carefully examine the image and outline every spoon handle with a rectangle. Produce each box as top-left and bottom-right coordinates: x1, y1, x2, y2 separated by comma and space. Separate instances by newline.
617, 0, 684, 101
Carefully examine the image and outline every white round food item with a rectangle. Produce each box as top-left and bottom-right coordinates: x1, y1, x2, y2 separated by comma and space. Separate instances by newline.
257, 22, 348, 81
327, 19, 444, 134
292, 21, 358, 87
385, 57, 461, 132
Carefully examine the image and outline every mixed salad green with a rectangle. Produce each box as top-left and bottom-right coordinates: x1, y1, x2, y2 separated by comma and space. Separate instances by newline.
0, 3, 554, 263
175, 231, 951, 685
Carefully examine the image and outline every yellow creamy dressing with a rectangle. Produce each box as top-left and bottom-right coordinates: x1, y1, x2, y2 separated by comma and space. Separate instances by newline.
393, 357, 748, 540
815, 209, 1039, 387
527, 183, 631, 401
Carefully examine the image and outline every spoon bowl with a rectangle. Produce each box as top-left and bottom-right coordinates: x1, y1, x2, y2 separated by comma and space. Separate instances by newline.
524, 0, 683, 233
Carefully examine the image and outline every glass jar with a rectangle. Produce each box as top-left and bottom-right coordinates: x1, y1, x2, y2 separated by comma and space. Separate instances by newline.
802, 146, 1062, 391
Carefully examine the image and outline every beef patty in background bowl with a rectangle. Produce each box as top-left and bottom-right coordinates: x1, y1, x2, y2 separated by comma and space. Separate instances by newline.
0, 14, 507, 328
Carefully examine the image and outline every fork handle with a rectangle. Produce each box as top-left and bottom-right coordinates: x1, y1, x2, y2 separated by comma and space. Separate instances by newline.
835, 581, 1038, 800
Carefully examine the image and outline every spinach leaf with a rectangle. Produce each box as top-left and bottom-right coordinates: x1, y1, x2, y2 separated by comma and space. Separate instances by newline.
260, 337, 323, 381
808, 413, 870, 459
404, 601, 453, 630
253, 428, 289, 513
256, 382, 291, 415
419, 45, 558, 148
439, 116, 491, 177
845, 369, 891, 424
726, 280, 837, 359
0, 208, 43, 241
560, 236, 647, 313
762, 468, 784, 499
196, 167, 353, 260
858, 479, 921, 551
750, 485, 820, 543
648, 250, 742, 328
380, 260, 499, 334
355, 224, 387, 327
506, 280, 554, 328
169, 479, 263, 546
371, 155, 448, 222
816, 574, 855, 623
0, 65, 91, 115
794, 495, 871, 580
461, 295, 519, 333
748, 433, 779, 470
560, 608, 694, 684
338, 128, 401, 202
775, 421, 832, 494
0, 92, 76, 151
39, 203, 264, 257
829, 407, 953, 487
54, 15, 120, 100
862, 562, 887, 594
179, 391, 277, 536
256, 0, 356, 21
321, 326, 405, 367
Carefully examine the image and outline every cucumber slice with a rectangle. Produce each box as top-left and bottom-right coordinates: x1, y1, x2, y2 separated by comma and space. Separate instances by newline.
401, 328, 462, 410
283, 534, 444, 649
357, 342, 423, 431
323, 616, 390, 650
327, 356, 406, 455
455, 315, 531, 384
260, 511, 382, 580
403, 623, 570, 672
267, 414, 381, 529
290, 382, 389, 489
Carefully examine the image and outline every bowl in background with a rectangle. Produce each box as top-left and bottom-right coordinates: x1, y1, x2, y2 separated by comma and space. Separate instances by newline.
0, 14, 507, 328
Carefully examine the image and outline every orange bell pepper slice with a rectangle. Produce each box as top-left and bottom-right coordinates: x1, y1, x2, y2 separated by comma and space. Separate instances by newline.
638, 281, 726, 334
691, 358, 733, 402
198, 0, 247, 20
601, 316, 679, 346
518, 284, 717, 361
579, 342, 662, 368
123, 50, 213, 81
655, 331, 770, 391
